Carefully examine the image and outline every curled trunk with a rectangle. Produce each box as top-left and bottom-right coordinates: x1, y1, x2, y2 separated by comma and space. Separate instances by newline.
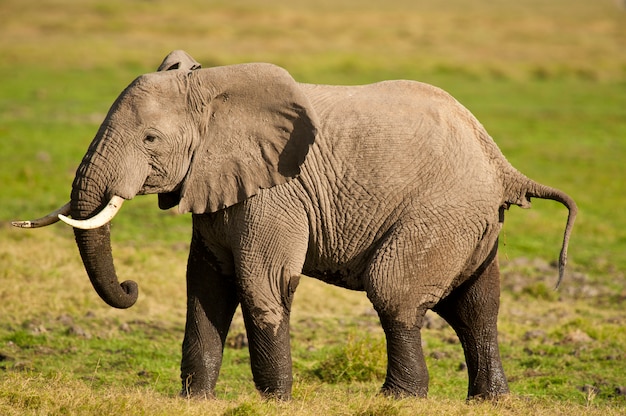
73, 225, 138, 309
71, 169, 138, 309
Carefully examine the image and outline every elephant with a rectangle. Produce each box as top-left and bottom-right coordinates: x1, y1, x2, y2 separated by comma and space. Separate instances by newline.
14, 50, 577, 400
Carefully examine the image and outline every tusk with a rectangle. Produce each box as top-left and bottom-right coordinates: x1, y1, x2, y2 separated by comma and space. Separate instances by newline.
12, 202, 71, 228
58, 195, 125, 230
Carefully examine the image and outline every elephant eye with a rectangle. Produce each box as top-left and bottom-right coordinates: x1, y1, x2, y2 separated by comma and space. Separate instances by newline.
144, 135, 157, 144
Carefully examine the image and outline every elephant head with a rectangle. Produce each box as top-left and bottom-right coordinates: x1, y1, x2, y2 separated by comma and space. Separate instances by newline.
14, 55, 318, 309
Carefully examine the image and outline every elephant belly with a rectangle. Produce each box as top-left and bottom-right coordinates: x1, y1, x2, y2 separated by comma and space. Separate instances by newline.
303, 266, 367, 291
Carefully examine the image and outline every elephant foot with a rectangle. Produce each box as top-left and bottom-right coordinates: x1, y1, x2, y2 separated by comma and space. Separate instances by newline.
179, 388, 215, 400
380, 382, 428, 399
467, 379, 510, 401
180, 373, 216, 400
258, 388, 292, 401
467, 390, 510, 402
254, 377, 293, 401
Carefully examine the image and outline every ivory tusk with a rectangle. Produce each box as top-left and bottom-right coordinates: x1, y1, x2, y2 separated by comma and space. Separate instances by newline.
12, 202, 71, 228
58, 195, 125, 230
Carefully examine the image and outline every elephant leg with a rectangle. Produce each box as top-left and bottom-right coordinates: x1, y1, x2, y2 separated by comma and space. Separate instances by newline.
365, 228, 439, 398
433, 248, 509, 400
231, 196, 308, 400
180, 234, 239, 398
236, 251, 302, 399
377, 313, 429, 398
365, 218, 481, 398
240, 293, 295, 400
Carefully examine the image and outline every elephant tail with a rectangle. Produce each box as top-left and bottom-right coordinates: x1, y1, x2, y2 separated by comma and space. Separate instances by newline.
503, 174, 578, 290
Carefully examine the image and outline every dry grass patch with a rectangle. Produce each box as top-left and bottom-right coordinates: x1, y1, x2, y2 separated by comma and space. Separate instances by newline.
0, 372, 623, 416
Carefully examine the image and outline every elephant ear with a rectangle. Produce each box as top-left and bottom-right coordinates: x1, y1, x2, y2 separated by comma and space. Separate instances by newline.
157, 50, 202, 72
174, 63, 318, 214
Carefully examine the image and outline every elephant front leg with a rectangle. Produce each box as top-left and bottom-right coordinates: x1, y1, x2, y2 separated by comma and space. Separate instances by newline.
434, 251, 509, 400
180, 238, 239, 398
237, 271, 300, 400
241, 304, 293, 399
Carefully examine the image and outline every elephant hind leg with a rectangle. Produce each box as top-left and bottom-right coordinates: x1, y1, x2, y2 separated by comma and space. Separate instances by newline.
433, 246, 509, 400
377, 312, 429, 398
367, 262, 431, 397
363, 222, 470, 397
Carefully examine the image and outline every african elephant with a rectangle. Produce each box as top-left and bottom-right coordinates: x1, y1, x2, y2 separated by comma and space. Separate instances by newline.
14, 50, 577, 400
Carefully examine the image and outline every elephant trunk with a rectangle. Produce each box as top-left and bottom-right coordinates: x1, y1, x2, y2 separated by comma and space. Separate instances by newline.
73, 226, 138, 309
71, 165, 138, 309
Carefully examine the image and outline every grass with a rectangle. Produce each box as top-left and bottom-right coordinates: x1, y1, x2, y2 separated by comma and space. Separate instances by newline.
2, 373, 616, 416
1, 0, 626, 414
0, 231, 625, 414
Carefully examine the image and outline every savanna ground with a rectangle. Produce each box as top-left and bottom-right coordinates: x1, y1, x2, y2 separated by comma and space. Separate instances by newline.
1, 0, 625, 414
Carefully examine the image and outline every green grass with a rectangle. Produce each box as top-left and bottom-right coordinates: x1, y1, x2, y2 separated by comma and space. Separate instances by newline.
1, 0, 626, 414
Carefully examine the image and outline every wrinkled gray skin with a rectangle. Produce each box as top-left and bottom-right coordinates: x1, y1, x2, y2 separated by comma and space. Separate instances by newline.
67, 50, 577, 400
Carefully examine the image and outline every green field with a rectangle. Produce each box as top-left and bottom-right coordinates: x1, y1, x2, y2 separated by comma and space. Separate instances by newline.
1, 0, 625, 414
